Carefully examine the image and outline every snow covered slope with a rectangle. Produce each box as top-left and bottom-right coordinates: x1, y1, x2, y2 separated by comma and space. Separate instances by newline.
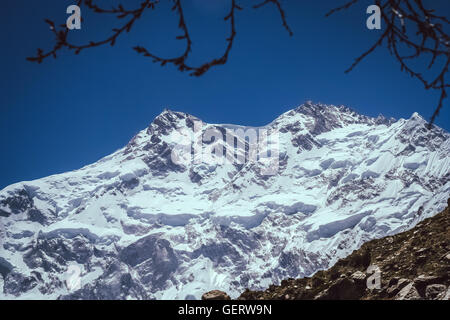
0, 102, 449, 299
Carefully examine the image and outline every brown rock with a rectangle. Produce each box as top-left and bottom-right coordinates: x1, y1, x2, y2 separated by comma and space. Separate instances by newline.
444, 287, 450, 300
387, 277, 399, 287
350, 271, 366, 282
413, 275, 442, 296
425, 284, 447, 300
415, 248, 429, 255
387, 278, 410, 297
315, 278, 365, 300
202, 290, 231, 300
395, 283, 421, 300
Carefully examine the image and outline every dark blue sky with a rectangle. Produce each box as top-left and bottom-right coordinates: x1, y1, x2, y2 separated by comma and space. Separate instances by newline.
1, 0, 449, 189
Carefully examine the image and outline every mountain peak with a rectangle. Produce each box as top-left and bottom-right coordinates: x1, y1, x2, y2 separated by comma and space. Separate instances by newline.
146, 109, 196, 137
408, 111, 426, 123
156, 108, 189, 121
295, 101, 356, 114
2, 104, 448, 300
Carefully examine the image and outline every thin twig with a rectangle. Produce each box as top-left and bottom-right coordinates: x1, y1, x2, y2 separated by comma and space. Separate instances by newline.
27, 0, 293, 77
327, 0, 449, 127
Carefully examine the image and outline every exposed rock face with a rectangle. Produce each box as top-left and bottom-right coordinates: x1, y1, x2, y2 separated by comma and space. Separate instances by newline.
314, 277, 366, 300
60, 261, 149, 300
0, 104, 449, 299
3, 271, 38, 297
386, 278, 409, 297
119, 235, 178, 290
202, 290, 231, 300
395, 283, 421, 300
238, 204, 450, 300
425, 284, 447, 300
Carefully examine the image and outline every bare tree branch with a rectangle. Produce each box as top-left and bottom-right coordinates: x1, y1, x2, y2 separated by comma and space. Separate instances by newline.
325, 0, 359, 17
253, 0, 293, 36
27, 0, 448, 125
133, 0, 243, 76
327, 0, 450, 127
26, 0, 159, 62
26, 0, 292, 77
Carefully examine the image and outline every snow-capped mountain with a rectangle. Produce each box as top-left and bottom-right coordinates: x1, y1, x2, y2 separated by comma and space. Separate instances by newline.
0, 102, 449, 299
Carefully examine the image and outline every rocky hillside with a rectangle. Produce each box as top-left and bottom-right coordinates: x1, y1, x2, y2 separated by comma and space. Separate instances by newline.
238, 200, 450, 300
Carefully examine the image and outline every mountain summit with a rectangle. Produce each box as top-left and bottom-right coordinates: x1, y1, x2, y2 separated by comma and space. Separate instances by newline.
0, 103, 449, 299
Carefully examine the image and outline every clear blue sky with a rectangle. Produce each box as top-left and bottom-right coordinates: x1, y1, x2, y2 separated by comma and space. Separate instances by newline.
1, 0, 449, 189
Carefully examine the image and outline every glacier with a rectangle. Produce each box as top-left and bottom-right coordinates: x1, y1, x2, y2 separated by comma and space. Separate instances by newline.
0, 102, 449, 299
